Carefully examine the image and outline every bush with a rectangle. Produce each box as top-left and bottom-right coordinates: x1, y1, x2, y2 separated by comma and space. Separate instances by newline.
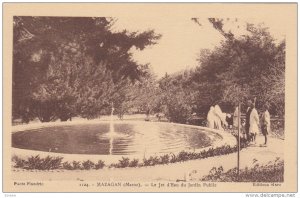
72, 161, 82, 170
40, 156, 63, 170
12, 142, 242, 170
95, 160, 105, 169
118, 157, 130, 168
159, 154, 170, 164
62, 161, 73, 170
12, 155, 27, 168
271, 119, 284, 137
129, 159, 139, 167
201, 160, 284, 182
166, 100, 193, 124
61, 160, 83, 170
143, 156, 160, 166
177, 151, 190, 162
202, 166, 225, 181
142, 158, 152, 166
169, 153, 177, 163
26, 155, 43, 169
82, 160, 95, 170
109, 163, 118, 168
16, 155, 63, 170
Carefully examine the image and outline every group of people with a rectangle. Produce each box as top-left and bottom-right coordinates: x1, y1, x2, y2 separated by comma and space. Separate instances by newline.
207, 99, 271, 146
207, 104, 229, 130
243, 99, 271, 146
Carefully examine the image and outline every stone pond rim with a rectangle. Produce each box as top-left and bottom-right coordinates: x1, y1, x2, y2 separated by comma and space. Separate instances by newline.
11, 120, 237, 164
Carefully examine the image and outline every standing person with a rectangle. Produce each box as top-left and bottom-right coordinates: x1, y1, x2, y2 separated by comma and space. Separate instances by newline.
145, 108, 150, 121
225, 114, 233, 129
214, 104, 227, 130
233, 105, 246, 136
214, 104, 222, 130
207, 106, 216, 129
233, 105, 239, 129
245, 99, 253, 141
261, 103, 271, 146
233, 105, 243, 137
249, 102, 260, 144
221, 112, 229, 129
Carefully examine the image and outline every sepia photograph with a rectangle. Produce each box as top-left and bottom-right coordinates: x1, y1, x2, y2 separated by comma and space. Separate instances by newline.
2, 2, 297, 193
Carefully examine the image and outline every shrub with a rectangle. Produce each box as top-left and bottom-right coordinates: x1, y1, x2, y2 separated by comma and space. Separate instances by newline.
58, 160, 80, 170
95, 160, 105, 169
118, 157, 130, 168
12, 155, 27, 168
26, 155, 43, 169
12, 155, 63, 170
129, 159, 139, 167
189, 152, 199, 160
201, 160, 284, 182
169, 153, 177, 163
152, 156, 160, 165
72, 161, 82, 170
201, 166, 225, 181
143, 158, 152, 166
143, 156, 160, 166
271, 119, 284, 137
62, 161, 73, 170
177, 151, 190, 162
159, 154, 170, 164
82, 160, 95, 170
109, 163, 118, 168
12, 142, 243, 170
40, 156, 63, 170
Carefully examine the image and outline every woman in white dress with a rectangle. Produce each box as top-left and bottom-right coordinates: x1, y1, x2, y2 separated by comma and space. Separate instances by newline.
249, 103, 260, 144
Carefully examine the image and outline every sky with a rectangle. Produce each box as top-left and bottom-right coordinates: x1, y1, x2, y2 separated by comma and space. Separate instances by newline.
113, 17, 285, 78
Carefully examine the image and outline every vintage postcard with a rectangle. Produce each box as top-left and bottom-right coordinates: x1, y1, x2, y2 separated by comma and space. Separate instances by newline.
3, 3, 297, 193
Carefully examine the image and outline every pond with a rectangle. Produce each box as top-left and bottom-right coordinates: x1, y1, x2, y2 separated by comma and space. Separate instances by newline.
12, 122, 222, 156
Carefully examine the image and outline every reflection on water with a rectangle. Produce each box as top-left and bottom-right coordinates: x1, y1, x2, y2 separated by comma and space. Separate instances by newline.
109, 135, 113, 155
12, 122, 221, 155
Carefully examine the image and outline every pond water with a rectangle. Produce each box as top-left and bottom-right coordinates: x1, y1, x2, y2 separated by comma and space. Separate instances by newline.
12, 122, 222, 155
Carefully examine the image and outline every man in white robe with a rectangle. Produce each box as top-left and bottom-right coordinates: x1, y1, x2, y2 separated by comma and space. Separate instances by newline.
214, 104, 227, 130
207, 106, 215, 129
261, 104, 271, 146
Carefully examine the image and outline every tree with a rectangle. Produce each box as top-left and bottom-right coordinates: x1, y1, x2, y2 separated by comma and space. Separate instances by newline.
157, 19, 286, 119
191, 20, 285, 115
109, 65, 160, 118
13, 16, 161, 122
156, 71, 196, 123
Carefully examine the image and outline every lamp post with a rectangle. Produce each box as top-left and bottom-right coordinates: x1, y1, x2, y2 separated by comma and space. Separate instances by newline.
237, 102, 241, 177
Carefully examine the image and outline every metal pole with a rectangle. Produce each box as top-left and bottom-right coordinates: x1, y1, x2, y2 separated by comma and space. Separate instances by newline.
237, 102, 241, 177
